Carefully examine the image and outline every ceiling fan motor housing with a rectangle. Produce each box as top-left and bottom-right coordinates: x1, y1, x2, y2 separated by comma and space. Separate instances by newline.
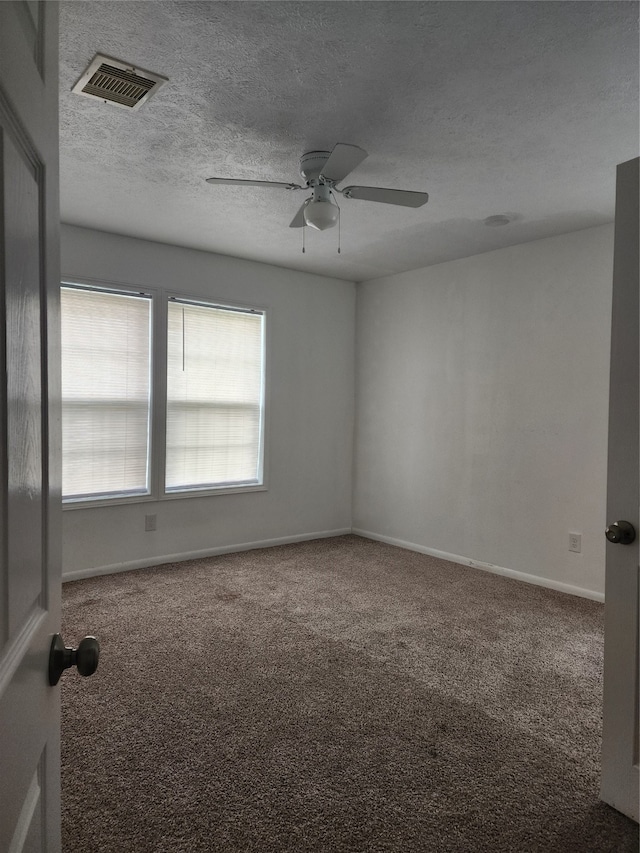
299, 151, 332, 184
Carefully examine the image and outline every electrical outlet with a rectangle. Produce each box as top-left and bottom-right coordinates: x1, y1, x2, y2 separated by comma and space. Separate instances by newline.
569, 532, 581, 553
145, 514, 157, 532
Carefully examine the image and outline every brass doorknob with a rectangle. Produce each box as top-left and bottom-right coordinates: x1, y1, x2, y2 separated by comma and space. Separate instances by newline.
48, 633, 100, 686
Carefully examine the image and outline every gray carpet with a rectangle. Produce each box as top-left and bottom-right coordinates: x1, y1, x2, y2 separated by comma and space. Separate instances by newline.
61, 535, 638, 852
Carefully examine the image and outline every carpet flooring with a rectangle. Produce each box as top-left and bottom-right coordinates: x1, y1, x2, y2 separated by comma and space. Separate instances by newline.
61, 535, 638, 852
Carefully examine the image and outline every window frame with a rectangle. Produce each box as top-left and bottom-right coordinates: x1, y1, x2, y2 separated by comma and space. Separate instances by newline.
161, 292, 268, 499
60, 278, 156, 507
61, 278, 269, 509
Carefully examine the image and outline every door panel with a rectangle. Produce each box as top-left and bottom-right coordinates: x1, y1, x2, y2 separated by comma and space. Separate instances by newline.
601, 157, 640, 822
5, 129, 44, 637
9, 768, 44, 853
0, 2, 61, 851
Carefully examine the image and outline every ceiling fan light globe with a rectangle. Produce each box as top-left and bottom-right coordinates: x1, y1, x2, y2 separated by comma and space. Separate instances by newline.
303, 199, 339, 231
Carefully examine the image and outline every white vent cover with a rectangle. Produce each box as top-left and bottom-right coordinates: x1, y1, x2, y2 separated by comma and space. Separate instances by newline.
72, 54, 167, 110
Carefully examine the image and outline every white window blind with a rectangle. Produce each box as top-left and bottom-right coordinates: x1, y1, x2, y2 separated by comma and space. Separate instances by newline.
61, 286, 152, 501
166, 299, 265, 492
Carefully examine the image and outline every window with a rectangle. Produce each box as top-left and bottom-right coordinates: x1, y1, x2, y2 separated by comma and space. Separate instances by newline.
166, 298, 265, 492
61, 285, 152, 501
61, 284, 266, 504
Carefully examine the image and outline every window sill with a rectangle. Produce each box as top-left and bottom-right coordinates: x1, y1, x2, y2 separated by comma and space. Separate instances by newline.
62, 483, 267, 510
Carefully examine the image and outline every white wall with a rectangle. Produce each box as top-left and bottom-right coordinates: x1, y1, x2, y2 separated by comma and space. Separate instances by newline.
353, 225, 614, 598
61, 225, 355, 578
63, 224, 616, 598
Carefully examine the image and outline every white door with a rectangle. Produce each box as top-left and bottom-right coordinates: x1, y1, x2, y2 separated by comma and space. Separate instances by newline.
0, 2, 62, 851
601, 156, 639, 822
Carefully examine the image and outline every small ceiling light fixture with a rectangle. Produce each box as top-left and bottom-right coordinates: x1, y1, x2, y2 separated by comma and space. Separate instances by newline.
483, 214, 512, 227
303, 184, 340, 231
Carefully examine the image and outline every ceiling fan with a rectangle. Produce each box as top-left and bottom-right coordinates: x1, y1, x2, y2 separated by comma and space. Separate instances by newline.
206, 143, 429, 231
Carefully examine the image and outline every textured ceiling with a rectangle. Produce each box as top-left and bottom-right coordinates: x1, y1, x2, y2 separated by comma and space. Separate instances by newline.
59, 1, 639, 282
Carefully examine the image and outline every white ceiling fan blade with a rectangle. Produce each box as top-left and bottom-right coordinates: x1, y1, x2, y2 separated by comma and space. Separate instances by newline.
206, 178, 303, 190
341, 186, 429, 207
320, 143, 368, 183
289, 200, 309, 228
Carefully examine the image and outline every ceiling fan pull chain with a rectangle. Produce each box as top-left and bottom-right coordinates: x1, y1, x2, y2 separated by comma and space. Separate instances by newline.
302, 224, 306, 254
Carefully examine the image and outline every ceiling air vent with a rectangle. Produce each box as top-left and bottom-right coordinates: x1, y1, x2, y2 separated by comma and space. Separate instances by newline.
72, 54, 167, 110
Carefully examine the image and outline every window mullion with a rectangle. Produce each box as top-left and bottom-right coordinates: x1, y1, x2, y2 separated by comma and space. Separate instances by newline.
151, 290, 168, 500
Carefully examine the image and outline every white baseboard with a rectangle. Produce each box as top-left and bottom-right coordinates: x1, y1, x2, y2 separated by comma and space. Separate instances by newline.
352, 528, 605, 602
63, 525, 606, 603
62, 528, 352, 583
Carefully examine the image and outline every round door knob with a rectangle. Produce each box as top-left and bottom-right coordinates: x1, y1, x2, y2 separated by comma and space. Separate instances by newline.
605, 520, 636, 545
49, 633, 100, 686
